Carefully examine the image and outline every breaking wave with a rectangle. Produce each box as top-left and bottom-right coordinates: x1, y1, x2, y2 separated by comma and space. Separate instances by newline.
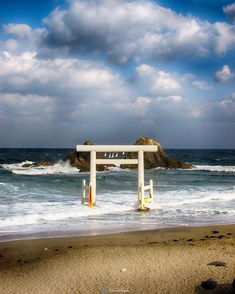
1, 161, 80, 175
195, 165, 235, 173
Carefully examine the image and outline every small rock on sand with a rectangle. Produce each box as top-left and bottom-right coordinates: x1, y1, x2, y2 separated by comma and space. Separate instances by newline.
218, 235, 225, 239
207, 261, 227, 267
201, 278, 217, 290
212, 230, 219, 234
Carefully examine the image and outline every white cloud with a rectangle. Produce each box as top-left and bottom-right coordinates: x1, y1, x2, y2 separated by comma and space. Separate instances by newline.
223, 3, 235, 21
218, 92, 235, 111
136, 64, 181, 96
215, 65, 234, 81
4, 23, 45, 44
192, 80, 213, 90
0, 51, 130, 124
5, 0, 235, 63
4, 24, 32, 39
115, 96, 151, 116
156, 95, 183, 103
214, 22, 235, 54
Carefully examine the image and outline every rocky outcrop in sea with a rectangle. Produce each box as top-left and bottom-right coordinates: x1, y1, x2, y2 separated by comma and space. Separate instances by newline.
63, 137, 193, 171
120, 137, 193, 169
21, 137, 193, 171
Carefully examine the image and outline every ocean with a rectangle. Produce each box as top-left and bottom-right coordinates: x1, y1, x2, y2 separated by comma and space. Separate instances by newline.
0, 149, 234, 241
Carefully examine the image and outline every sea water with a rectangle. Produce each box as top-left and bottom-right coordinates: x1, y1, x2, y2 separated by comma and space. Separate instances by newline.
0, 149, 234, 241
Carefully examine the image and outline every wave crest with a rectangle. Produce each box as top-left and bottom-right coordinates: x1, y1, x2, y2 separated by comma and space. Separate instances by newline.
1, 161, 80, 175
195, 165, 235, 173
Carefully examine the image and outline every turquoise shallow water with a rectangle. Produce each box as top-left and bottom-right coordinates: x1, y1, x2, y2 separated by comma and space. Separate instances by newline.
0, 149, 234, 241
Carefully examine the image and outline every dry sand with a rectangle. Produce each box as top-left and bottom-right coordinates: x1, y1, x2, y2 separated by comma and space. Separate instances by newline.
0, 224, 234, 294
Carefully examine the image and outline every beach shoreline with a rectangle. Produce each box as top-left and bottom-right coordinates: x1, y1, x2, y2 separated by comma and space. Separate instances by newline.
0, 224, 234, 293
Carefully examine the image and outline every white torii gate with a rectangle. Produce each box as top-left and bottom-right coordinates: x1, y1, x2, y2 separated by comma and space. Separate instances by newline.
76, 145, 158, 211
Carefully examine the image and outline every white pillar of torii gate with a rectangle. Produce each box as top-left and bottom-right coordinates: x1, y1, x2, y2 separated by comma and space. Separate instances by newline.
76, 145, 158, 211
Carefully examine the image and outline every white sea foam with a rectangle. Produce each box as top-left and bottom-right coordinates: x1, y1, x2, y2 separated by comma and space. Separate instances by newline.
195, 165, 235, 173
0, 199, 134, 228
1, 161, 80, 175
0, 184, 234, 230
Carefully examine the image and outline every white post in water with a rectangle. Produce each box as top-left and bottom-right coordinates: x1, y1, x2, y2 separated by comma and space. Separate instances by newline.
90, 150, 96, 205
76, 145, 158, 211
138, 150, 145, 211
82, 179, 86, 204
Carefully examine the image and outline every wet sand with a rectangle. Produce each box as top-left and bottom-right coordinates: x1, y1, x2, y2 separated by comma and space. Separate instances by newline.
0, 224, 235, 294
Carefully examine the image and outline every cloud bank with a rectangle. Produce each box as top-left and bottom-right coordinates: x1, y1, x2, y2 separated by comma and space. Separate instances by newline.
0, 0, 235, 148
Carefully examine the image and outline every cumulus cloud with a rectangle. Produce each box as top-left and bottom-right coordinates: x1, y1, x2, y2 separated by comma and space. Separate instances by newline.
1, 1, 235, 147
215, 65, 234, 81
0, 51, 131, 127
41, 0, 235, 63
218, 92, 235, 111
223, 3, 235, 21
213, 22, 235, 53
5, 0, 235, 63
115, 96, 152, 116
4, 24, 32, 39
136, 64, 181, 97
4, 23, 46, 47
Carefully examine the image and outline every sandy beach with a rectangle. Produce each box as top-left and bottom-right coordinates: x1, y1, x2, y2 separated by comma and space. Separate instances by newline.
0, 224, 234, 294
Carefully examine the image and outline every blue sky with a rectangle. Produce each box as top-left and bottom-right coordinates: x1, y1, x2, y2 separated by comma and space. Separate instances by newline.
0, 0, 235, 148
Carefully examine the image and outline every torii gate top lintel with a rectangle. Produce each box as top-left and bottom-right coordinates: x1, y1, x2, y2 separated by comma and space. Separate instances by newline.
76, 144, 158, 211
76, 145, 158, 152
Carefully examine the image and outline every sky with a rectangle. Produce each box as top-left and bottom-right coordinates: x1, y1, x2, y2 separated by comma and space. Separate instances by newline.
0, 0, 235, 148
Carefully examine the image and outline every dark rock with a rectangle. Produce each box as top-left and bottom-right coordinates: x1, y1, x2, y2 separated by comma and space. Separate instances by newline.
232, 278, 235, 289
208, 235, 216, 238
17, 259, 22, 263
212, 230, 219, 234
120, 137, 193, 170
187, 238, 195, 242
63, 140, 114, 172
227, 233, 232, 236
207, 261, 227, 267
22, 161, 54, 168
30, 137, 193, 172
201, 278, 217, 290
218, 235, 225, 239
